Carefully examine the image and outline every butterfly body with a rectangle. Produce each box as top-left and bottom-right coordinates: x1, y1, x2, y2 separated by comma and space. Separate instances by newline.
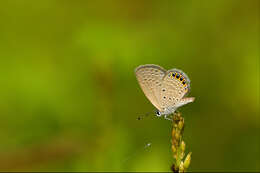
135, 64, 195, 119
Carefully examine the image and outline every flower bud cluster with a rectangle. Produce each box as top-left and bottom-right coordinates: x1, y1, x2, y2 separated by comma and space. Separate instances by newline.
171, 112, 191, 173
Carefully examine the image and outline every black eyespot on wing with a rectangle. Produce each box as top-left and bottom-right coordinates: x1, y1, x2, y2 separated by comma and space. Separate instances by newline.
166, 68, 191, 92
163, 96, 166, 99
162, 89, 165, 92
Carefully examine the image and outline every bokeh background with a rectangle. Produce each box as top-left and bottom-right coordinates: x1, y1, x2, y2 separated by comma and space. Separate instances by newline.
0, 0, 259, 172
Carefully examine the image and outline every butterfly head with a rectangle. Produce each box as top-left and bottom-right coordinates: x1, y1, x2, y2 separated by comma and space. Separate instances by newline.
155, 110, 162, 117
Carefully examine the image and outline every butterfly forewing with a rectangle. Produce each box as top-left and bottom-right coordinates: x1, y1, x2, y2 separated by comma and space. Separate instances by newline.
135, 65, 166, 111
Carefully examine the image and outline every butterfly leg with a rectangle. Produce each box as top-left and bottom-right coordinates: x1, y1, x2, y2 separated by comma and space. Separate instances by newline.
164, 115, 173, 121
168, 113, 174, 120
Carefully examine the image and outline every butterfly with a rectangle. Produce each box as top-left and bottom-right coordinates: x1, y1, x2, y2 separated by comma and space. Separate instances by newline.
135, 64, 195, 120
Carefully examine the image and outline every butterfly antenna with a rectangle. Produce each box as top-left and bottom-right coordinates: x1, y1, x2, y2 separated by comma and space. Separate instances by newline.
137, 111, 154, 120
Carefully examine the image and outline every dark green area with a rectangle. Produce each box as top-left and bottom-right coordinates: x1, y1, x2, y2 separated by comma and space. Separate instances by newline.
0, 0, 259, 171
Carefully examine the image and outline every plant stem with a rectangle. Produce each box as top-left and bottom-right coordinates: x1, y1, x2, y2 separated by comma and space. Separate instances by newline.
171, 112, 191, 173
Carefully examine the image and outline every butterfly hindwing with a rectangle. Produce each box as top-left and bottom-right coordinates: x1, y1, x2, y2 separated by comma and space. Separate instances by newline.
159, 69, 191, 110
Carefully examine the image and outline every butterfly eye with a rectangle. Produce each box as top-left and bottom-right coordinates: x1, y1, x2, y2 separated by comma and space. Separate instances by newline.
156, 110, 161, 116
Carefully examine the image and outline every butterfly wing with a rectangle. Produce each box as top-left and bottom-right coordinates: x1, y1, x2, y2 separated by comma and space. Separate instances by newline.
135, 64, 166, 111
159, 69, 194, 112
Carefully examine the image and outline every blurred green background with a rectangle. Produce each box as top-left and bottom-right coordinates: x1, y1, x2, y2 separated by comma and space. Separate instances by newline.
0, 0, 259, 172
